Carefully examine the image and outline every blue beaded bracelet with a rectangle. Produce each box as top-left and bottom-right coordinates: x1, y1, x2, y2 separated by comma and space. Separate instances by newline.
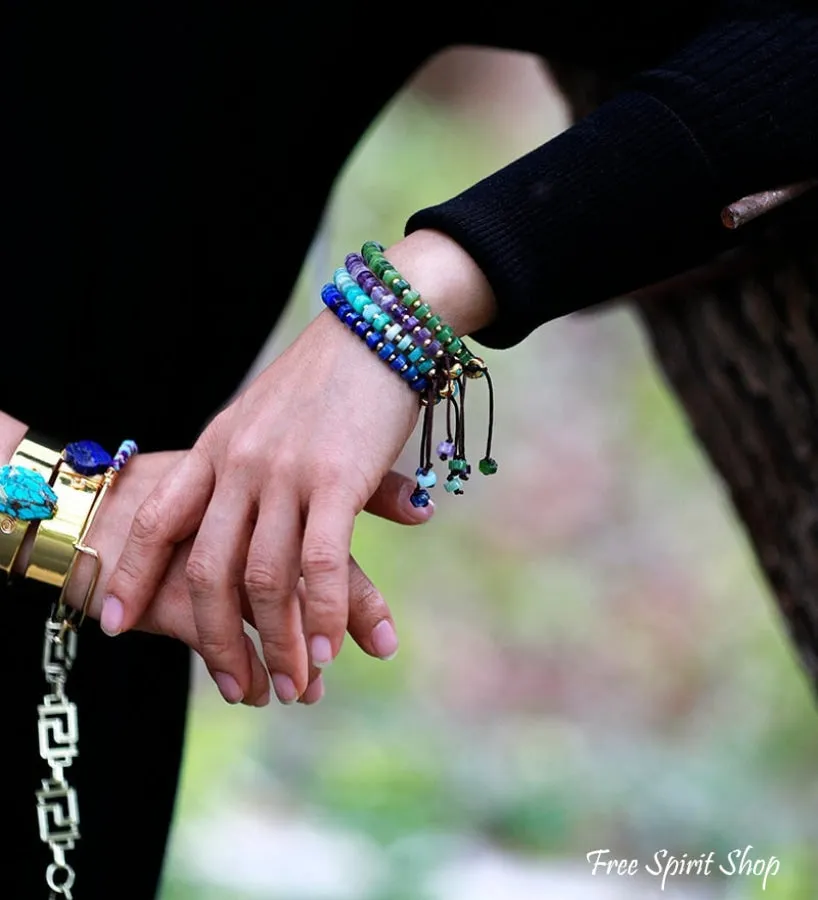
321, 283, 430, 392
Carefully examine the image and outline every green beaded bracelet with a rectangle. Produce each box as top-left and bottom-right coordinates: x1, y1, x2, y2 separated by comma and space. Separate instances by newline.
361, 241, 479, 373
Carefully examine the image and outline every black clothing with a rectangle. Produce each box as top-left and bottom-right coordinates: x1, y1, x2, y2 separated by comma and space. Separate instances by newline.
6, 4, 815, 896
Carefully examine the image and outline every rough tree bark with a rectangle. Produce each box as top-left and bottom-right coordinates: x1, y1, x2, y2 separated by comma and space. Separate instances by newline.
548, 61, 818, 695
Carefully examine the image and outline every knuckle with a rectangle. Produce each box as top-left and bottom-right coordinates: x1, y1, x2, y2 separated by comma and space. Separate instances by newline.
224, 435, 262, 473
244, 560, 287, 599
132, 499, 167, 545
302, 540, 343, 580
110, 552, 145, 592
351, 580, 385, 618
317, 459, 347, 487
185, 552, 219, 592
274, 448, 299, 476
260, 633, 298, 666
197, 629, 238, 659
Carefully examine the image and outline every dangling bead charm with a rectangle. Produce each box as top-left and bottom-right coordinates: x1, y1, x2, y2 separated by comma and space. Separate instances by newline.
437, 440, 455, 460
415, 466, 437, 489
410, 487, 431, 508
444, 476, 463, 494
479, 457, 498, 476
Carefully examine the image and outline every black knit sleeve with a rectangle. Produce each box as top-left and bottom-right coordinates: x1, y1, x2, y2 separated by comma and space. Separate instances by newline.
405, 0, 818, 349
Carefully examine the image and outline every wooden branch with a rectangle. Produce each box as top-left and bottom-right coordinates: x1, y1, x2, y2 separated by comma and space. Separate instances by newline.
722, 181, 818, 230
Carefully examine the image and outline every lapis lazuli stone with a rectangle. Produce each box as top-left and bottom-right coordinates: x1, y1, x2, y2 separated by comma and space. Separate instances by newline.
409, 488, 431, 508
65, 440, 113, 475
0, 465, 58, 520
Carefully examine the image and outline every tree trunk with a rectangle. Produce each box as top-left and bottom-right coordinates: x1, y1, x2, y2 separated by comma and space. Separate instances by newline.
548, 62, 818, 695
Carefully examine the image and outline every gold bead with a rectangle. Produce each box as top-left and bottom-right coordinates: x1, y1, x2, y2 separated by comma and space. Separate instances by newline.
465, 357, 487, 379
437, 380, 456, 398
411, 298, 423, 310
447, 361, 464, 380
420, 392, 443, 407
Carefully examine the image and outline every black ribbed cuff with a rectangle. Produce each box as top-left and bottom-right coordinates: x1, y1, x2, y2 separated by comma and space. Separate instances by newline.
406, 89, 733, 349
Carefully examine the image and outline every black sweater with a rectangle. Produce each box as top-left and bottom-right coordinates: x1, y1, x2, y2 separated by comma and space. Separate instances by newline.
407, 0, 818, 348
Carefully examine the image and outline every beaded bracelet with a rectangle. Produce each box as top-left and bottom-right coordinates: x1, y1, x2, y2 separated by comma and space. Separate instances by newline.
342, 255, 447, 360
332, 268, 438, 378
321, 283, 432, 392
322, 241, 498, 507
362, 240, 475, 369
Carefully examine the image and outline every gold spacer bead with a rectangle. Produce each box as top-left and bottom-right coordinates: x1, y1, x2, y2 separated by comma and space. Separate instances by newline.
465, 357, 487, 379
437, 380, 456, 398
411, 299, 423, 310
375, 342, 384, 353
448, 361, 464, 380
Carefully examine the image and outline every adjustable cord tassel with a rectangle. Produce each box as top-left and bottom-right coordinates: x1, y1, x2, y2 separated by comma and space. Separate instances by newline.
478, 368, 498, 476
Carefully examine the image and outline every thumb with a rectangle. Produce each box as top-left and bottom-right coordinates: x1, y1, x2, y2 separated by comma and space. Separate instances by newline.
363, 469, 435, 525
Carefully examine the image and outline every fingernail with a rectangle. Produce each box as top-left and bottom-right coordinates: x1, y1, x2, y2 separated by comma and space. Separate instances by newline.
299, 675, 325, 705
272, 673, 298, 705
100, 595, 124, 636
310, 634, 334, 668
371, 619, 399, 660
214, 672, 244, 704
254, 689, 271, 708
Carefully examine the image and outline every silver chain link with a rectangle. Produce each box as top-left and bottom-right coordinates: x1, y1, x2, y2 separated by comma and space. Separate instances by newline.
37, 617, 80, 899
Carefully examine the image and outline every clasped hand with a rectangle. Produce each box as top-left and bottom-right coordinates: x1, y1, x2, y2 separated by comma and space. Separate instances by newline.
101, 309, 427, 706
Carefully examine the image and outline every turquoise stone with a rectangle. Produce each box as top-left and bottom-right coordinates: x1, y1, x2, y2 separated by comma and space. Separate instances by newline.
0, 465, 58, 520
415, 467, 437, 489
444, 476, 462, 493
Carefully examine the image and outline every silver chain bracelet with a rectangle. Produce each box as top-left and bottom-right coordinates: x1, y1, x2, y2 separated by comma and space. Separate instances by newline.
37, 615, 80, 899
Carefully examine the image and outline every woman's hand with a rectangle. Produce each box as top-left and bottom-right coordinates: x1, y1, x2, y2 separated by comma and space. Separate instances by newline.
104, 319, 423, 704
61, 451, 419, 706
104, 230, 498, 705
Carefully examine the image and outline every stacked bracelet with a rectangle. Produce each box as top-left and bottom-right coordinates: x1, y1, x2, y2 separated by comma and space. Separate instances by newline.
0, 432, 138, 899
321, 240, 499, 507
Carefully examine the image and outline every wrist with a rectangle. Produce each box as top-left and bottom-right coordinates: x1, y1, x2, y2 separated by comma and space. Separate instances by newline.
383, 229, 498, 338
0, 412, 29, 466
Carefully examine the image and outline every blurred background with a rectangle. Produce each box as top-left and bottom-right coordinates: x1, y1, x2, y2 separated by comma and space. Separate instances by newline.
159, 48, 818, 900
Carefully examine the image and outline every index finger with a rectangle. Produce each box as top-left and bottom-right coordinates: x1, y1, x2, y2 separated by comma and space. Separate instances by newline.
103, 450, 214, 635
